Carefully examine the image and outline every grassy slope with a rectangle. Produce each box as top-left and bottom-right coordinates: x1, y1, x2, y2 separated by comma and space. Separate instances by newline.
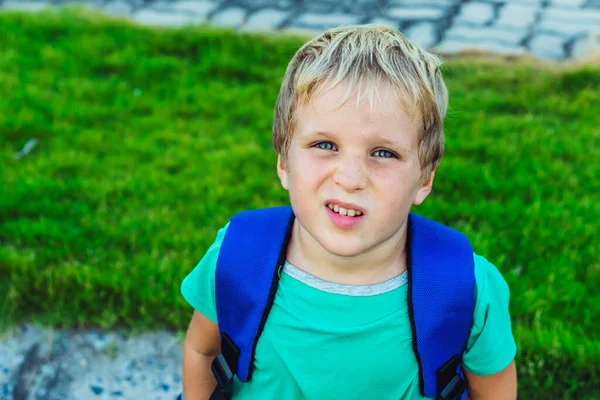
0, 9, 598, 398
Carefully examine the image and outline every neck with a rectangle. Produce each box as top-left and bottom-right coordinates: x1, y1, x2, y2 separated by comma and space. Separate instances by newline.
286, 218, 409, 285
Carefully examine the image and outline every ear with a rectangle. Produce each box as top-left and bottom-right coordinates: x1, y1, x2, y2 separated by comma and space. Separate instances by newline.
277, 154, 289, 190
413, 168, 436, 206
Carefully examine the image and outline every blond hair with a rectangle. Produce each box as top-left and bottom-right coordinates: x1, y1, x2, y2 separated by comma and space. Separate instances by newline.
273, 24, 448, 179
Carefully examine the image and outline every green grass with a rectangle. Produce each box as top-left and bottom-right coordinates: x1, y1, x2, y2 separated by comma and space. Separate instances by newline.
0, 9, 598, 398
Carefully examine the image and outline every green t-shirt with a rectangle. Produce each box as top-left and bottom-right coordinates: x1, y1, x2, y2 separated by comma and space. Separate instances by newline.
181, 223, 517, 399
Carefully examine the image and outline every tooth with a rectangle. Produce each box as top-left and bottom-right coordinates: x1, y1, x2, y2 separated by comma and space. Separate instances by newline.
356, 211, 362, 216
347, 209, 356, 217
328, 203, 334, 210
339, 207, 347, 216
334, 205, 339, 212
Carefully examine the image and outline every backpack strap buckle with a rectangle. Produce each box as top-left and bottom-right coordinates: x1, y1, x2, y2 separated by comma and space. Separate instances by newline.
436, 355, 467, 400
210, 333, 239, 400
211, 354, 234, 390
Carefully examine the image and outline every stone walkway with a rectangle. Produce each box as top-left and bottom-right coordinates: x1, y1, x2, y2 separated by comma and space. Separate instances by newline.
0, 325, 183, 400
2, 0, 600, 60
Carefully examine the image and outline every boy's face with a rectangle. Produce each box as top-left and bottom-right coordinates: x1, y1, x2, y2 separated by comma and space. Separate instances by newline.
277, 81, 435, 258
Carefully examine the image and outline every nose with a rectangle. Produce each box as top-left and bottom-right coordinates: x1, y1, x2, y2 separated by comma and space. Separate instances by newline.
332, 155, 368, 193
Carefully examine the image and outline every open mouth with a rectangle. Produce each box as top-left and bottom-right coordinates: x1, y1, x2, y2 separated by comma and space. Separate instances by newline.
326, 203, 363, 217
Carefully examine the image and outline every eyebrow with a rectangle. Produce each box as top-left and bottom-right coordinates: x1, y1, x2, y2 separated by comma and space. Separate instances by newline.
308, 131, 335, 138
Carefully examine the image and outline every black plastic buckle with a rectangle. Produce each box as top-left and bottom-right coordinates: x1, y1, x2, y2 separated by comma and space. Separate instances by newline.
209, 333, 240, 400
438, 374, 467, 400
437, 355, 467, 400
211, 354, 234, 389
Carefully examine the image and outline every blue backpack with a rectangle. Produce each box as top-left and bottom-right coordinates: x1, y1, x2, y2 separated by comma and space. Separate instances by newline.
201, 206, 475, 400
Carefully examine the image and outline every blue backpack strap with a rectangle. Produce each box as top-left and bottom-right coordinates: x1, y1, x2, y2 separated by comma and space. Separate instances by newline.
407, 212, 476, 399
214, 206, 294, 387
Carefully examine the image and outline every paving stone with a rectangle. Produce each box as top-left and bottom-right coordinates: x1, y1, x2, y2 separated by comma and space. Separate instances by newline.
103, 0, 133, 16
435, 39, 525, 55
455, 2, 495, 25
294, 12, 360, 28
133, 9, 198, 26
476, 0, 542, 3
543, 7, 600, 24
2, 1, 50, 11
537, 18, 600, 37
528, 34, 566, 59
386, 7, 446, 20
211, 7, 246, 27
172, 0, 217, 16
305, 1, 336, 13
367, 17, 400, 28
550, 0, 586, 7
388, 0, 456, 7
232, 0, 277, 9
145, 1, 180, 13
495, 4, 538, 28
242, 8, 289, 31
571, 35, 600, 59
405, 22, 439, 48
445, 25, 525, 45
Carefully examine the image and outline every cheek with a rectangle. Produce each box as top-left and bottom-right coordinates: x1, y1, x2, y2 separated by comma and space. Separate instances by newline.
372, 169, 417, 205
289, 154, 329, 186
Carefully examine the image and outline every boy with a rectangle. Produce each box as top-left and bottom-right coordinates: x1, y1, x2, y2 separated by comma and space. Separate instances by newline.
181, 25, 517, 399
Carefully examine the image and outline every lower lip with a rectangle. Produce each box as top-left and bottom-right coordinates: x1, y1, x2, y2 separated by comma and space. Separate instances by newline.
325, 206, 365, 229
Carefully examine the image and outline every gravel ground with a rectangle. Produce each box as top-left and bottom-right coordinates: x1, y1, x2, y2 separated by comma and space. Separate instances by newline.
0, 325, 183, 400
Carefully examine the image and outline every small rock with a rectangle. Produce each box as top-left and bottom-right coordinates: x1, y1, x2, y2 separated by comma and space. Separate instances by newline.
14, 138, 38, 159
40, 364, 54, 376
90, 385, 104, 395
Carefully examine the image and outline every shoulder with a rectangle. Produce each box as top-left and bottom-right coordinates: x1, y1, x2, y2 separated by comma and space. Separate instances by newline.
462, 253, 516, 375
180, 223, 230, 324
473, 254, 511, 304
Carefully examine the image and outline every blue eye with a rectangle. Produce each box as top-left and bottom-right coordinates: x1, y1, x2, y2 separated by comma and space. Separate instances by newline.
315, 142, 337, 151
373, 149, 396, 158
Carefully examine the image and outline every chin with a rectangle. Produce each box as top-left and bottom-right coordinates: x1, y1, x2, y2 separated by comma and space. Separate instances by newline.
319, 238, 369, 258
